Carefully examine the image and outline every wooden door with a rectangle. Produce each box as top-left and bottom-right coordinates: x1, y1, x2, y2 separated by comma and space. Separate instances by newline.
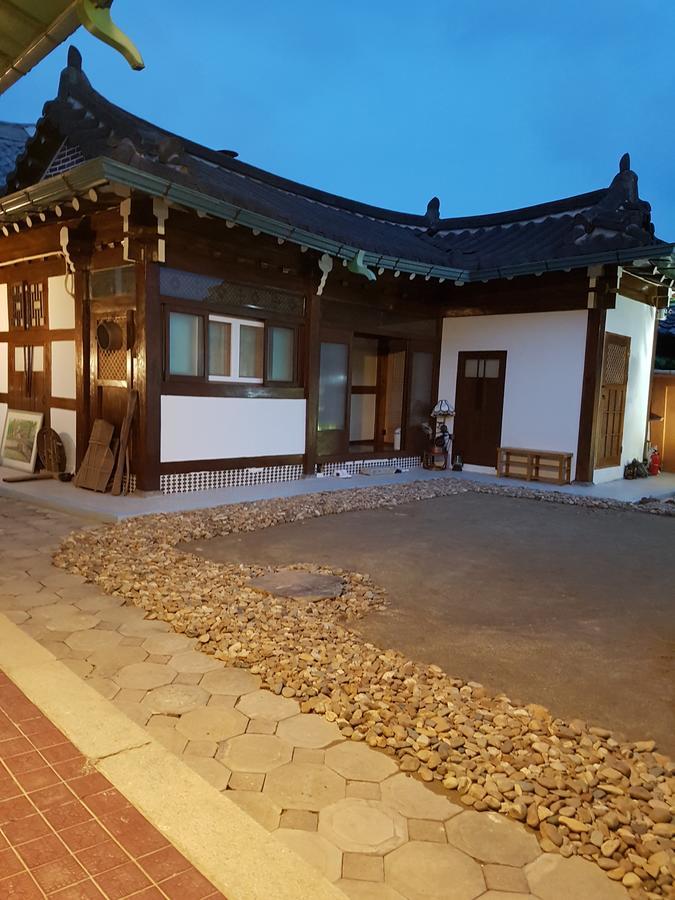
404, 344, 436, 454
596, 333, 630, 468
453, 351, 507, 466
317, 330, 351, 458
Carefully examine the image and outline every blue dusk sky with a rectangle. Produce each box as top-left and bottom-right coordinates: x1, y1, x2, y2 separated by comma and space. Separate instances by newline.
1, 0, 674, 237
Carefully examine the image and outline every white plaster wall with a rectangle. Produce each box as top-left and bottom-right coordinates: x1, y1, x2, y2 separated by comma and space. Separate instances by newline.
0, 284, 8, 331
0, 342, 7, 394
594, 295, 655, 483
47, 275, 75, 330
160, 395, 306, 462
50, 407, 77, 473
51, 340, 76, 399
439, 311, 588, 476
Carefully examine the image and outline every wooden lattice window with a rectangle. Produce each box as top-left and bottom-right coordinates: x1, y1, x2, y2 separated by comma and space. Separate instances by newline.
10, 281, 45, 330
96, 314, 128, 385
596, 332, 631, 469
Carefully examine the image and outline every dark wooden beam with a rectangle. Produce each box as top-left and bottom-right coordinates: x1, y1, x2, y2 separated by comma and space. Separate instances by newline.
134, 261, 161, 491
159, 453, 304, 475
575, 307, 606, 482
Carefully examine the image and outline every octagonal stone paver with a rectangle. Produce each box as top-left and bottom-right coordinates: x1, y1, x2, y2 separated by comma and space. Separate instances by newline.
274, 829, 342, 882
200, 667, 261, 696
337, 882, 406, 900
325, 742, 398, 783
319, 798, 407, 854
142, 683, 209, 716
249, 569, 343, 601
87, 645, 148, 676
276, 714, 342, 749
228, 791, 281, 831
185, 757, 231, 790
114, 662, 176, 690
170, 651, 222, 675
236, 689, 300, 721
217, 734, 293, 773
381, 774, 462, 822
176, 707, 248, 742
7, 591, 58, 609
444, 811, 541, 867
385, 841, 485, 900
118, 619, 171, 638
264, 762, 346, 811
65, 629, 123, 654
525, 854, 629, 900
96, 605, 144, 626
141, 633, 195, 655
45, 612, 100, 632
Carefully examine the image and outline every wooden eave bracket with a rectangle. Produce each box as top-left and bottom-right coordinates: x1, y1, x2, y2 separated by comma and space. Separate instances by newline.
76, 0, 145, 71
121, 195, 169, 262
347, 249, 376, 282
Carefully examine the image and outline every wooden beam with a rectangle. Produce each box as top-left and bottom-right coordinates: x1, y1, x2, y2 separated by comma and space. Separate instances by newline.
134, 260, 161, 491
303, 289, 321, 475
575, 307, 606, 482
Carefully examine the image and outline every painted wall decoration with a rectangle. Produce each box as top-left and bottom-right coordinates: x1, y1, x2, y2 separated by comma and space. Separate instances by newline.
0, 408, 44, 472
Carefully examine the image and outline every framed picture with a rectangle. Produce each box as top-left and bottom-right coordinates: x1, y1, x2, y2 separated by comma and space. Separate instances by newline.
0, 409, 44, 472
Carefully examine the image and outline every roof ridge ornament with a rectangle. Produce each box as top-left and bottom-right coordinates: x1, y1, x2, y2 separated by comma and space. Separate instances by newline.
572, 152, 654, 244
425, 196, 441, 234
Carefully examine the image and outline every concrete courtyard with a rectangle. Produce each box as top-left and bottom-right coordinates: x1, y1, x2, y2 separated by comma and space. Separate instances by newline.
189, 492, 675, 755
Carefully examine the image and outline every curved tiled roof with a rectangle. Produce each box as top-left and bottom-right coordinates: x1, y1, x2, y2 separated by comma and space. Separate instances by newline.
3, 46, 673, 280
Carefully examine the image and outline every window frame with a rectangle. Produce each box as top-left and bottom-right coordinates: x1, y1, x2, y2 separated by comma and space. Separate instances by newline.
207, 314, 264, 384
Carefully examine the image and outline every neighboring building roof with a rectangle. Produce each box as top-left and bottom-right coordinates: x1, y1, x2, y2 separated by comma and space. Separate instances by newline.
0, 122, 33, 186
2, 47, 674, 283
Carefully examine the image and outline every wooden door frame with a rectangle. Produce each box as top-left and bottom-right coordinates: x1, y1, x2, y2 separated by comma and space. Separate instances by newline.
454, 350, 507, 467
594, 331, 631, 469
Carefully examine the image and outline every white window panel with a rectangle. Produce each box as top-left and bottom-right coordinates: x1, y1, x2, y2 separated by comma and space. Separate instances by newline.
208, 315, 263, 384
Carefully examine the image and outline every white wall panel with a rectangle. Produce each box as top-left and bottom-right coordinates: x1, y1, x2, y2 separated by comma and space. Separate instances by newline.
160, 396, 306, 462
47, 275, 75, 330
439, 311, 588, 476
50, 408, 77, 473
0, 284, 8, 332
594, 295, 655, 483
0, 342, 7, 394
51, 340, 77, 399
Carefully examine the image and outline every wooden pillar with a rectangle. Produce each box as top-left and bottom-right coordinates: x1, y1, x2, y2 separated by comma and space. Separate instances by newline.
575, 306, 606, 483
67, 224, 95, 470
133, 260, 161, 491
303, 290, 321, 475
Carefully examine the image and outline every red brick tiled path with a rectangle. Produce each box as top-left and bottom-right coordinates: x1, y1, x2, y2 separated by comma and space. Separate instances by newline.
0, 670, 226, 899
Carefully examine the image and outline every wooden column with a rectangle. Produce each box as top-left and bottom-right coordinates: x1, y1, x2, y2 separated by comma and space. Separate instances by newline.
67, 224, 95, 470
575, 306, 606, 483
303, 290, 321, 475
133, 260, 161, 491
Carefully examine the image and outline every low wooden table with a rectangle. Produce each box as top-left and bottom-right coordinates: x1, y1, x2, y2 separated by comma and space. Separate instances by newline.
497, 447, 572, 485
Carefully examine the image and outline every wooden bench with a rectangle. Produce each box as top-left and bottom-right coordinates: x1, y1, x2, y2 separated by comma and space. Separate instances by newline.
497, 447, 572, 485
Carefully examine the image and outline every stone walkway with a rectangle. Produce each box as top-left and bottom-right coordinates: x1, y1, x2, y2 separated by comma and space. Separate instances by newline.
0, 497, 631, 900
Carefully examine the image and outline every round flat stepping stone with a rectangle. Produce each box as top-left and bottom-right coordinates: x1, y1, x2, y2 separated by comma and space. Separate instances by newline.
65, 629, 123, 653
444, 811, 540, 867
114, 662, 176, 690
263, 761, 346, 811
277, 714, 342, 749
381, 774, 462, 821
142, 633, 195, 655
385, 842, 486, 900
525, 853, 629, 900
217, 734, 293, 773
200, 667, 260, 697
45, 613, 100, 632
248, 569, 343, 601
236, 689, 300, 722
319, 798, 407, 854
176, 707, 248, 742
169, 651, 222, 675
275, 829, 343, 882
143, 684, 209, 716
325, 741, 398, 783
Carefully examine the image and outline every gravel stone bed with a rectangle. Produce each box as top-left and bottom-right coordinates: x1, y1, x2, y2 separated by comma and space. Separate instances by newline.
53, 479, 675, 899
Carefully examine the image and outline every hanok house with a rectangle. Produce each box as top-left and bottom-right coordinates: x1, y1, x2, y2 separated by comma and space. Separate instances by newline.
0, 48, 673, 495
